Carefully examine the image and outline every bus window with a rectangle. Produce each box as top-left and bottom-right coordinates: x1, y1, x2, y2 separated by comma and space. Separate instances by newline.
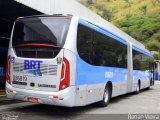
93, 31, 127, 68
12, 17, 71, 47
133, 50, 153, 70
77, 24, 93, 64
12, 17, 71, 59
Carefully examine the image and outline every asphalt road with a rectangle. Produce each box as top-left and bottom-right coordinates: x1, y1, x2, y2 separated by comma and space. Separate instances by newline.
0, 81, 160, 120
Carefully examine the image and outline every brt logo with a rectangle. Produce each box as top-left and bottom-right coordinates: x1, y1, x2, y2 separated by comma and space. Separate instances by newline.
24, 60, 42, 70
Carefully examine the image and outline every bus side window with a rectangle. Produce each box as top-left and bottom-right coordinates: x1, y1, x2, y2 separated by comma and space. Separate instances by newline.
77, 24, 93, 64
132, 49, 153, 70
93, 30, 127, 68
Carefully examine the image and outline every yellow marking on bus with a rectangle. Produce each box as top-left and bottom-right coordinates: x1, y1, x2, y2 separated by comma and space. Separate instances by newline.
0, 91, 6, 97
0, 95, 6, 97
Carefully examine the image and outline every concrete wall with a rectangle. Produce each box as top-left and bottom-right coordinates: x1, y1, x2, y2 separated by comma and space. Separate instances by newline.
14, 0, 145, 48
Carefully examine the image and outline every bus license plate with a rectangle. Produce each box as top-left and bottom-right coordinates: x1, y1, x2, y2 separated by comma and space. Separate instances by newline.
27, 97, 38, 103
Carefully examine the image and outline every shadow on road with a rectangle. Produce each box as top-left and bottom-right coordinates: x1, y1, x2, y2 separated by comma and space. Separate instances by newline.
111, 87, 154, 103
3, 103, 98, 120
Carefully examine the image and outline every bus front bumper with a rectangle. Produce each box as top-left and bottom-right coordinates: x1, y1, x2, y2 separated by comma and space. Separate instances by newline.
6, 83, 76, 107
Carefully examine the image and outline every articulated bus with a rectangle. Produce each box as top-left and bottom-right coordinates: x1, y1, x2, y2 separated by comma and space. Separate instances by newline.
155, 61, 160, 80
6, 15, 154, 107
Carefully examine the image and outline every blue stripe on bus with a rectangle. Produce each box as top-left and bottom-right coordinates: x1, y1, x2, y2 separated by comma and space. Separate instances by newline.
76, 55, 152, 85
77, 19, 152, 85
79, 19, 127, 45
133, 70, 152, 81
155, 72, 160, 80
76, 55, 128, 85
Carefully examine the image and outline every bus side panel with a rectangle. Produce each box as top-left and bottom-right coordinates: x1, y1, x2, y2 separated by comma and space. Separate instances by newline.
75, 55, 128, 105
155, 72, 160, 80
132, 45, 153, 91
133, 70, 151, 89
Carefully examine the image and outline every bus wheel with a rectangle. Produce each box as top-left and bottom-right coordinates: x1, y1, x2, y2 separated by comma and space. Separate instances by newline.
135, 82, 140, 94
97, 84, 111, 107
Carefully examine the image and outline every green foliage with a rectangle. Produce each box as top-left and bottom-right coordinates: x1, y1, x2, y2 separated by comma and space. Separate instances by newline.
117, 15, 160, 50
80, 0, 160, 51
153, 53, 160, 60
94, 4, 112, 20
81, 0, 112, 20
146, 40, 160, 51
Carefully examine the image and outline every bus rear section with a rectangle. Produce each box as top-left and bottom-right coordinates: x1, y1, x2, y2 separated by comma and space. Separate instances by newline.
6, 16, 77, 107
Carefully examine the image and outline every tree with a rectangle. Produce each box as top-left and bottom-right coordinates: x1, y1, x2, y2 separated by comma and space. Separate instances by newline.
146, 40, 160, 51
153, 53, 160, 60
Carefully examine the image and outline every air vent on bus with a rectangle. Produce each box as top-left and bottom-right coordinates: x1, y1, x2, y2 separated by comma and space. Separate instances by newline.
13, 62, 58, 76
14, 46, 60, 59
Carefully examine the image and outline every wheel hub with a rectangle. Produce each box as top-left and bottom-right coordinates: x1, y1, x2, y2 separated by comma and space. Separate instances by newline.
104, 89, 109, 103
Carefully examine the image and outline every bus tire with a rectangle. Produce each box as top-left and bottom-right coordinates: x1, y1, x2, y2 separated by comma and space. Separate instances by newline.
146, 87, 150, 90
97, 84, 111, 107
135, 81, 140, 94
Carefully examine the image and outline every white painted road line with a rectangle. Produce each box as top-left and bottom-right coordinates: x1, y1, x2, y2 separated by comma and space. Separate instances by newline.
0, 102, 38, 111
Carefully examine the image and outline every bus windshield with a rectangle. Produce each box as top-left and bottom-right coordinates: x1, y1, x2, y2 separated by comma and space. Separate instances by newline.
12, 17, 71, 47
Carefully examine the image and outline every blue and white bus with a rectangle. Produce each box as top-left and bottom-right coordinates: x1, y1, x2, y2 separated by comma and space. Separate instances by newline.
0, 47, 8, 89
155, 61, 160, 81
6, 15, 154, 107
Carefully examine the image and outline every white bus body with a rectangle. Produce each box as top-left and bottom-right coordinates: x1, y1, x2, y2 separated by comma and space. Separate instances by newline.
6, 15, 154, 107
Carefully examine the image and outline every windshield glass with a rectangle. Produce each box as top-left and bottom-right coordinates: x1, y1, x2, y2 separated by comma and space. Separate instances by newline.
12, 17, 71, 47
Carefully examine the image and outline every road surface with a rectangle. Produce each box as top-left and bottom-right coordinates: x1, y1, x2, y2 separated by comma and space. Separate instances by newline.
0, 81, 160, 120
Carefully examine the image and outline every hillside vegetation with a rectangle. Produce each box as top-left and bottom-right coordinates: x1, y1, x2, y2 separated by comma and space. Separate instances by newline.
80, 0, 160, 51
